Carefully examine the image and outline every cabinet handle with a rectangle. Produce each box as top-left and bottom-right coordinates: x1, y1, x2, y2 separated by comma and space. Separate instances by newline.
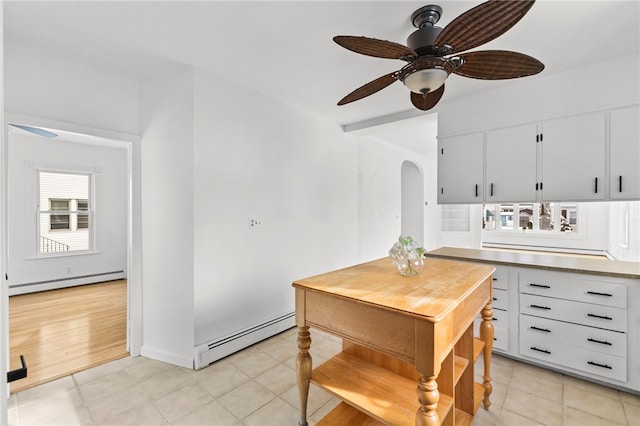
587, 361, 612, 370
475, 184, 479, 197
529, 283, 550, 289
587, 313, 613, 320
490, 183, 494, 197
492, 297, 498, 301
586, 290, 613, 297
594, 177, 598, 193
492, 317, 498, 321
619, 175, 623, 193
587, 338, 612, 346
492, 277, 498, 281
529, 304, 551, 310
530, 346, 551, 354
530, 326, 551, 333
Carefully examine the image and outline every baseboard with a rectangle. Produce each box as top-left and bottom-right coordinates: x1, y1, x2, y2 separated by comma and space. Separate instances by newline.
9, 271, 126, 295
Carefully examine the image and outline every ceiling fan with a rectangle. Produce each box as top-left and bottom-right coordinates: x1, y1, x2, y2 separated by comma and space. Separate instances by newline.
334, 0, 544, 111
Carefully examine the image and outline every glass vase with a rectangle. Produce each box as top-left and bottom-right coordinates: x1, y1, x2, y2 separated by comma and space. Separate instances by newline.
395, 256, 424, 276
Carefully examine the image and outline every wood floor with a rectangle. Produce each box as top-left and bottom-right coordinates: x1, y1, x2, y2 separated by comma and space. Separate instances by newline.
8, 280, 128, 393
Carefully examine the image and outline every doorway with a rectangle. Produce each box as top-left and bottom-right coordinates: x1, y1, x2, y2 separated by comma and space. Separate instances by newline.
4, 119, 137, 393
401, 160, 425, 246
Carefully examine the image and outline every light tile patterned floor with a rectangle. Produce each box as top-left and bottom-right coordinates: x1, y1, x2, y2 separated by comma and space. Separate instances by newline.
8, 327, 640, 425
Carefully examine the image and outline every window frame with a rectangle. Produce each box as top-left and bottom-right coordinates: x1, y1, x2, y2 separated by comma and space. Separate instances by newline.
483, 202, 579, 234
36, 169, 95, 256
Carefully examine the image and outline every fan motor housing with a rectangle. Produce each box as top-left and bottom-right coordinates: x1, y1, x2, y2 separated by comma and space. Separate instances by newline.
407, 26, 443, 56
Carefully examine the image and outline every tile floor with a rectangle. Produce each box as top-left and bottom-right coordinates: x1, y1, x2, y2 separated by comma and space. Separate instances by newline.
8, 327, 640, 426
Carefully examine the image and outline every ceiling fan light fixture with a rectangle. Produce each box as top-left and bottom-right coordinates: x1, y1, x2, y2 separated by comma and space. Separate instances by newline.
403, 68, 448, 94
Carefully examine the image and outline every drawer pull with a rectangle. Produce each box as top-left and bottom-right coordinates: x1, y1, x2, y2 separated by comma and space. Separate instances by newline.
530, 326, 551, 333
531, 346, 551, 354
529, 283, 550, 289
492, 297, 497, 301
587, 361, 612, 370
492, 317, 498, 321
587, 338, 612, 346
529, 304, 551, 310
586, 291, 613, 297
587, 313, 613, 320
493, 277, 498, 281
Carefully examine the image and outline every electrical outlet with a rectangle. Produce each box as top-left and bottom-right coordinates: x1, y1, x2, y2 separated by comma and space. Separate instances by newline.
249, 218, 263, 229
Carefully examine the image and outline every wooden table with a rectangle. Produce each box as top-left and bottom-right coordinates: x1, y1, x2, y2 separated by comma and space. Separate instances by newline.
293, 257, 495, 426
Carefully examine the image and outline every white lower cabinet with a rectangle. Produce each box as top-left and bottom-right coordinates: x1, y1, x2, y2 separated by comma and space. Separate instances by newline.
519, 314, 627, 382
476, 266, 513, 352
517, 268, 636, 390
428, 249, 639, 392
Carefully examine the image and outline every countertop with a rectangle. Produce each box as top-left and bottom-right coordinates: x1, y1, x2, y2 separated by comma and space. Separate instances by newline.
426, 247, 640, 279
293, 256, 494, 320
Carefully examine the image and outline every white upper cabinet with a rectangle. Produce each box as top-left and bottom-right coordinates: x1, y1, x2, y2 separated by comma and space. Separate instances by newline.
485, 123, 538, 203
610, 105, 640, 200
438, 133, 483, 204
540, 112, 606, 201
437, 107, 639, 204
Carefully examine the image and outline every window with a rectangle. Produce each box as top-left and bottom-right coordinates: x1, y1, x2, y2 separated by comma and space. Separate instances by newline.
49, 199, 70, 230
483, 202, 578, 233
38, 171, 92, 254
77, 199, 89, 229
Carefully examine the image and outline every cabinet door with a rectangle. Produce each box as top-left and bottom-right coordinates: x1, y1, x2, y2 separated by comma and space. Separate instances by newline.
438, 133, 484, 204
610, 105, 640, 200
541, 112, 606, 201
485, 123, 538, 202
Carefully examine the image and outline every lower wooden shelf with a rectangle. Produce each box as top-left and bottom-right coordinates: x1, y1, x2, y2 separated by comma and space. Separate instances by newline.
312, 352, 453, 425
316, 402, 386, 426
312, 337, 490, 425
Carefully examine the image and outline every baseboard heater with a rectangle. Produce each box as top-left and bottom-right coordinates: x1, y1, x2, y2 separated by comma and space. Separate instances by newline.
194, 311, 295, 370
9, 270, 125, 295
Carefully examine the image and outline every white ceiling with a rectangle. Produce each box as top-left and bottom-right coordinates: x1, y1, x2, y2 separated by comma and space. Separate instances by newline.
4, 1, 640, 129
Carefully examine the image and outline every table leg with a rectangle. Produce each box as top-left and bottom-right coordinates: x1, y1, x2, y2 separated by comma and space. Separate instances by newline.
479, 301, 494, 409
416, 375, 440, 426
296, 326, 312, 426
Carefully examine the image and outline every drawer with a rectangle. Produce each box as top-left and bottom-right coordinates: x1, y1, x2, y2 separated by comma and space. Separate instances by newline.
520, 293, 627, 332
519, 270, 627, 308
492, 267, 509, 290
493, 327, 508, 352
492, 288, 508, 310
520, 314, 626, 357
475, 316, 508, 351
520, 326, 627, 382
490, 307, 508, 329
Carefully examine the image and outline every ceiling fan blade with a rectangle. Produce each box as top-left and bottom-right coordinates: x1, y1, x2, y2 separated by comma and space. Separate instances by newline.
338, 72, 398, 106
334, 36, 417, 60
435, 0, 535, 54
454, 50, 544, 79
8, 123, 58, 138
410, 84, 445, 111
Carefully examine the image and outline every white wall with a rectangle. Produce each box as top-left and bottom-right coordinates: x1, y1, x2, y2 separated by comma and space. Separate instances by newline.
357, 128, 439, 261
608, 201, 640, 261
6, 133, 128, 294
438, 54, 640, 136
4, 39, 139, 135
139, 69, 195, 367
1, 3, 8, 423
192, 69, 359, 346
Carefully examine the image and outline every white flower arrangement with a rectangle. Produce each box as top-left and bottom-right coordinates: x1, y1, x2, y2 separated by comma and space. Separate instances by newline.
388, 236, 426, 276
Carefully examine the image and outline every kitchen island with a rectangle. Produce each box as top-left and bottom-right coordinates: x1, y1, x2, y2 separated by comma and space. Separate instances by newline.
292, 256, 495, 426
